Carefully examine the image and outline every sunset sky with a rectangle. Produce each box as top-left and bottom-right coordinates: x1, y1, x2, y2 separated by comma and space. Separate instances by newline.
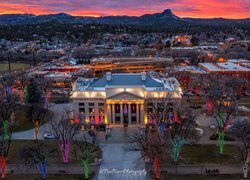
0, 0, 249, 19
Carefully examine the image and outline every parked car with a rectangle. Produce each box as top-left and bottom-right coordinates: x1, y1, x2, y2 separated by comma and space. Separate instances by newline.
183, 91, 195, 96
51, 90, 62, 95
44, 133, 56, 140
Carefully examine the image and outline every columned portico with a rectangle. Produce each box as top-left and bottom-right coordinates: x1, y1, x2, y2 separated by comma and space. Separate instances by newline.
106, 98, 144, 125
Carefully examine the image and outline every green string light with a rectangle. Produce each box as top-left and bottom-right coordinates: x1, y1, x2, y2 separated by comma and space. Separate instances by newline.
173, 137, 184, 162
3, 120, 9, 140
81, 159, 89, 179
218, 111, 224, 155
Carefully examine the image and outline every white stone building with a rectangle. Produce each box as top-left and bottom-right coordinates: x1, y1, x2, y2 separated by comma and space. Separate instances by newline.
71, 72, 182, 125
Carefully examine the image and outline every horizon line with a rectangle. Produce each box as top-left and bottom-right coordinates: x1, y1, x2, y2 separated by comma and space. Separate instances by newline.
0, 11, 249, 20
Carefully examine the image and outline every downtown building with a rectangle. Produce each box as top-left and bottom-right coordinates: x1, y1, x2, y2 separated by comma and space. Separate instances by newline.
71, 72, 182, 125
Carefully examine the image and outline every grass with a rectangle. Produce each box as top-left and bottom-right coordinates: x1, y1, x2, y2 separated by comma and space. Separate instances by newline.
178, 144, 240, 165
13, 106, 53, 132
162, 144, 241, 165
0, 63, 29, 72
5, 174, 94, 180
7, 140, 102, 165
160, 174, 243, 180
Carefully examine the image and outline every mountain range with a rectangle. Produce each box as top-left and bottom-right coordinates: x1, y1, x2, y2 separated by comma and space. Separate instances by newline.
0, 9, 249, 26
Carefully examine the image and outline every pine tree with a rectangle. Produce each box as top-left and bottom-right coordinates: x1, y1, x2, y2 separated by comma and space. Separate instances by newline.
25, 78, 43, 121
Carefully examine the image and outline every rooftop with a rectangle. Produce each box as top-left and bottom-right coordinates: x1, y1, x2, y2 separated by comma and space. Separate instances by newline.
74, 73, 180, 92
89, 73, 164, 88
199, 62, 250, 72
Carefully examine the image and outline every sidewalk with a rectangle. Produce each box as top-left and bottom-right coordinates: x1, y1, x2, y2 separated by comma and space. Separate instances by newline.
6, 163, 100, 175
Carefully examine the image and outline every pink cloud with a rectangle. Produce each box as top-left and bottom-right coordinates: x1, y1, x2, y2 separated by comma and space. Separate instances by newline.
0, 0, 249, 18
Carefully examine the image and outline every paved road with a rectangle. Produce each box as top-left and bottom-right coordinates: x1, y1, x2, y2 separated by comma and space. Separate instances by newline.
97, 143, 148, 180
12, 103, 71, 140
5, 163, 245, 175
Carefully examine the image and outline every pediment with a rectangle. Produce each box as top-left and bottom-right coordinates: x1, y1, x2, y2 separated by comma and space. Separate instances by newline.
107, 92, 143, 100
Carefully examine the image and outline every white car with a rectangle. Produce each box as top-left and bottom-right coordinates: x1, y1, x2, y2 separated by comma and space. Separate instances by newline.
43, 133, 56, 140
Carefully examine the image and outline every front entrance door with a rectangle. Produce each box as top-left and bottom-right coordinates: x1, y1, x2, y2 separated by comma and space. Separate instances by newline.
124, 115, 128, 124
123, 104, 129, 124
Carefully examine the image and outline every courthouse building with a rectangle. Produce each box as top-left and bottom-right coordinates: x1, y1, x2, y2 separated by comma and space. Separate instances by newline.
71, 72, 182, 125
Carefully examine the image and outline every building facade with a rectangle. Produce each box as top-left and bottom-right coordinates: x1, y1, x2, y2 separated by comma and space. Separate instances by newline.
71, 73, 182, 125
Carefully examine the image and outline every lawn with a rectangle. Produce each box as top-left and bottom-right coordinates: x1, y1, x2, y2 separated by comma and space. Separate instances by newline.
13, 106, 53, 132
160, 174, 243, 180
163, 144, 240, 165
0, 63, 29, 72
7, 140, 102, 165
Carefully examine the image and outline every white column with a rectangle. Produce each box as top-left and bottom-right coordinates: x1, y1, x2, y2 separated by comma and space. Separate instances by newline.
128, 104, 132, 124
112, 104, 115, 124
120, 104, 123, 124
85, 102, 89, 123
136, 104, 139, 124
140, 104, 146, 124
107, 104, 111, 124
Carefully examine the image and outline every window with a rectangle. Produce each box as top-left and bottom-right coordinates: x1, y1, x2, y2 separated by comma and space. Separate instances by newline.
79, 103, 85, 106
89, 103, 94, 106
98, 103, 104, 106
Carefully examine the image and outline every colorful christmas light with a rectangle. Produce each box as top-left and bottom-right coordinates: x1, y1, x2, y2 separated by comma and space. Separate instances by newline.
82, 159, 89, 179
218, 111, 224, 155
3, 120, 9, 140
173, 137, 184, 162
59, 142, 70, 163
33, 119, 41, 141
24, 85, 28, 98
6, 86, 11, 96
37, 160, 47, 178
154, 158, 160, 179
0, 156, 6, 179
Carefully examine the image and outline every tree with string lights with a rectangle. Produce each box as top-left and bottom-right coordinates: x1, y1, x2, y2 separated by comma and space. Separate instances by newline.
0, 92, 19, 178
128, 128, 163, 179
25, 78, 52, 140
49, 109, 80, 164
19, 142, 56, 179
228, 118, 250, 178
73, 137, 100, 179
205, 75, 241, 155
167, 108, 195, 177
129, 100, 195, 179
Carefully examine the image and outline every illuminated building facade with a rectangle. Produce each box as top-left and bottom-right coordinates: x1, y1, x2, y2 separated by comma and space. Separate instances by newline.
71, 72, 182, 125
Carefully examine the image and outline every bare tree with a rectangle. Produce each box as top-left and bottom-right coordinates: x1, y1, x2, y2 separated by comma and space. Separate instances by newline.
0, 93, 19, 178
129, 129, 163, 179
205, 75, 241, 155
168, 108, 195, 162
25, 78, 53, 140
49, 110, 80, 164
73, 137, 100, 179
229, 118, 250, 178
147, 94, 174, 125
19, 143, 55, 179
165, 107, 196, 179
